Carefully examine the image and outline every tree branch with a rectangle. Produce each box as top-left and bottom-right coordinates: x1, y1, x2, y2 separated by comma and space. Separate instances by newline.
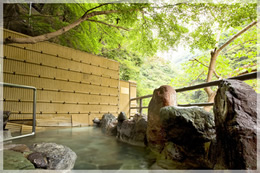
191, 58, 208, 68
4, 9, 121, 44
85, 1, 121, 14
229, 63, 257, 77
190, 58, 221, 79
223, 39, 257, 54
86, 19, 131, 31
150, 2, 188, 8
205, 20, 257, 84
217, 20, 258, 53
203, 21, 257, 111
189, 71, 204, 86
141, 11, 146, 25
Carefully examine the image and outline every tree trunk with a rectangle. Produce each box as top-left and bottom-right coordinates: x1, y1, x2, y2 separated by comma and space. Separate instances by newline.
203, 20, 258, 112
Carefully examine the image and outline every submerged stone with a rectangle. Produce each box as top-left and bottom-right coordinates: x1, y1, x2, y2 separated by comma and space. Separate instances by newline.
4, 144, 30, 153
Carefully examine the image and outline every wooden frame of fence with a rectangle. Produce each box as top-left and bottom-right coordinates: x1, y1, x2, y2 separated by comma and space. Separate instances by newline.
130, 71, 259, 115
1, 82, 36, 141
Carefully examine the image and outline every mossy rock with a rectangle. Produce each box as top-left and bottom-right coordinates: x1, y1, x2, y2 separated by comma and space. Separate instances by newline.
4, 150, 35, 170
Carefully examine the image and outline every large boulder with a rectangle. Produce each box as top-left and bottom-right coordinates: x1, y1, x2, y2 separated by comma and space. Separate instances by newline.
100, 113, 117, 136
117, 113, 147, 146
147, 85, 177, 152
146, 85, 216, 169
210, 80, 257, 169
160, 106, 215, 145
157, 106, 215, 168
30, 143, 77, 170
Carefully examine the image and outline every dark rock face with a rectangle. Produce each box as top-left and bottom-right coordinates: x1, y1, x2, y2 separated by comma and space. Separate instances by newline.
118, 112, 127, 122
160, 106, 215, 145
3, 111, 11, 130
147, 85, 177, 152
27, 152, 48, 169
30, 143, 77, 170
157, 106, 215, 168
100, 113, 117, 136
117, 113, 147, 146
210, 80, 257, 169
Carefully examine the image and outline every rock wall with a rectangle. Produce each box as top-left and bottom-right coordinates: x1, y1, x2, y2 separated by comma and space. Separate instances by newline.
99, 81, 257, 170
151, 106, 215, 168
210, 79, 257, 169
100, 112, 147, 147
117, 113, 147, 147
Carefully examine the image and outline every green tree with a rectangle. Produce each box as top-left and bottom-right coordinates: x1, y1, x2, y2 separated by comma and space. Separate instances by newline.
4, 2, 257, 57
171, 22, 258, 110
4, 2, 257, 107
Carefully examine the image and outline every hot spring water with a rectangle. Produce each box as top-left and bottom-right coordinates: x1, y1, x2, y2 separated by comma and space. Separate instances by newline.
10, 127, 157, 170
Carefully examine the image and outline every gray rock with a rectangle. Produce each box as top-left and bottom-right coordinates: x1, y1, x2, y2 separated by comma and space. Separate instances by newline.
30, 143, 77, 170
27, 152, 48, 169
210, 79, 257, 169
160, 142, 185, 161
92, 117, 101, 127
100, 113, 117, 136
3, 111, 11, 130
117, 114, 147, 147
157, 106, 215, 168
133, 113, 147, 122
4, 150, 35, 170
118, 112, 127, 122
160, 106, 215, 145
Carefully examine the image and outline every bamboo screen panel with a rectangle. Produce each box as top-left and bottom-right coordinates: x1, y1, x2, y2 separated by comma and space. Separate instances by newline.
3, 29, 120, 126
119, 80, 130, 117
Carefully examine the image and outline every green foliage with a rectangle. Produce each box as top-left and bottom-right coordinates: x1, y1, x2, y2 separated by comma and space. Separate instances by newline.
4, 2, 257, 106
137, 56, 178, 113
5, 3, 257, 56
102, 49, 143, 81
171, 23, 258, 104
